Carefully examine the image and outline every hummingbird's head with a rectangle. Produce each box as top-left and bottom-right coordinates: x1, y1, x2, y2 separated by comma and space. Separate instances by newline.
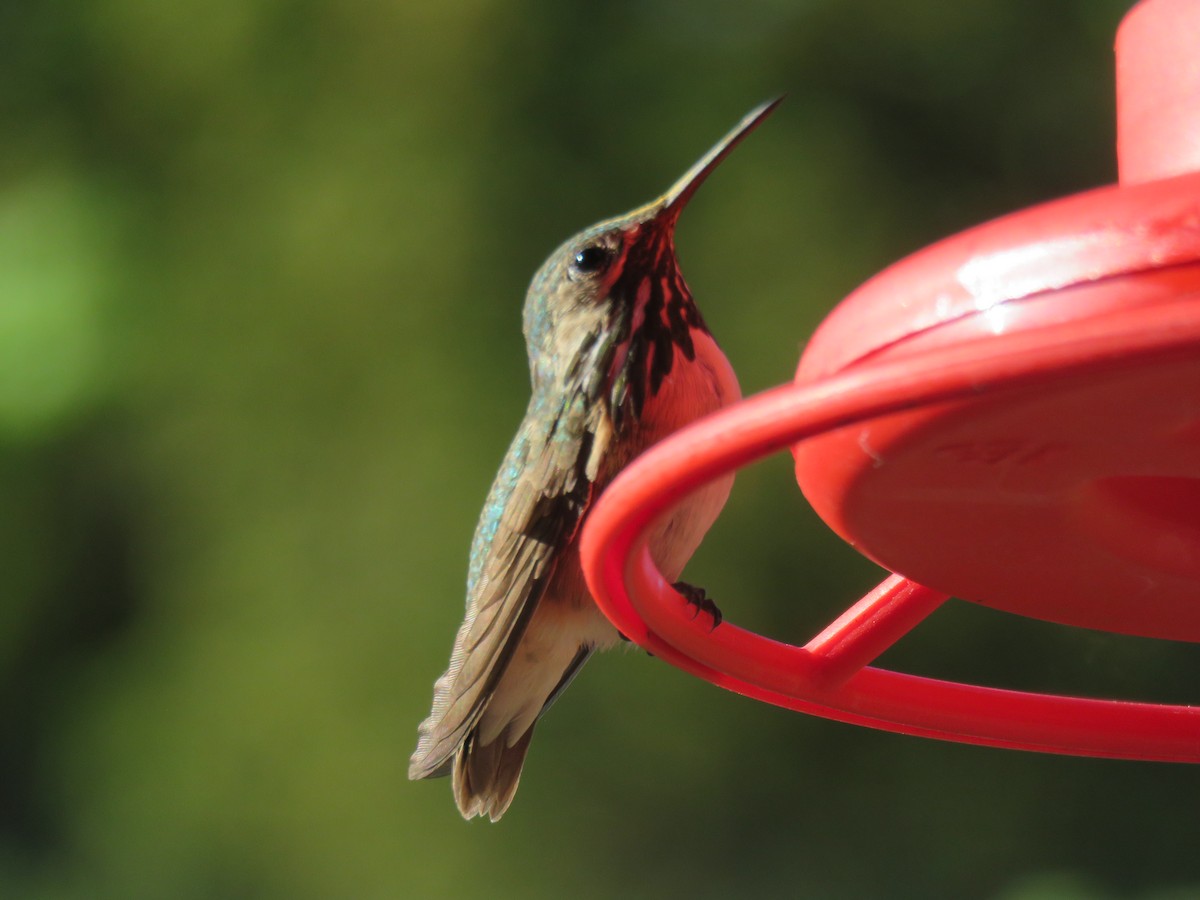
522, 99, 781, 427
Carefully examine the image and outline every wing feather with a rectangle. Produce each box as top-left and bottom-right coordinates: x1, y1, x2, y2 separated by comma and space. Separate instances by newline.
409, 393, 604, 779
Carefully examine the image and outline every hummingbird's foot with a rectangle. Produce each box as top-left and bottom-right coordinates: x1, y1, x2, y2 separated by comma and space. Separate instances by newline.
673, 581, 723, 630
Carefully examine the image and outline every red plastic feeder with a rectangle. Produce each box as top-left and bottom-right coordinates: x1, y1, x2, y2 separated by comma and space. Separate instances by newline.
580, 0, 1200, 761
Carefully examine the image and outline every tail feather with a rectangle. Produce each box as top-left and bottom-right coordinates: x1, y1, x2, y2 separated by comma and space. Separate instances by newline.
451, 726, 535, 822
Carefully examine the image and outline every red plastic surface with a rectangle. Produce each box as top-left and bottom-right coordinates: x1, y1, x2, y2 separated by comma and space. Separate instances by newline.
793, 212, 1200, 641
579, 0, 1200, 760
1117, 0, 1200, 184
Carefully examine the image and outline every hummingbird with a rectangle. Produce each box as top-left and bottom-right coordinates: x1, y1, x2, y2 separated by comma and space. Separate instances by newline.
409, 99, 780, 821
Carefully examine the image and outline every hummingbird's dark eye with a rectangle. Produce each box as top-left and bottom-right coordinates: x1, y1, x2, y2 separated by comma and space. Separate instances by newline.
570, 245, 611, 277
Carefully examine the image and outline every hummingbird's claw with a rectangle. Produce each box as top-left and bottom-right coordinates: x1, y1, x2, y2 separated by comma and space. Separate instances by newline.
673, 581, 723, 630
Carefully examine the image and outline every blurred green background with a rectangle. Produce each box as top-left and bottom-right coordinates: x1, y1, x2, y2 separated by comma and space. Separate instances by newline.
3, 0, 1197, 897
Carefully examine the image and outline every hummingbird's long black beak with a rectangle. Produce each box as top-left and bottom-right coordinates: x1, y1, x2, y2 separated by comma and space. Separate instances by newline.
657, 96, 783, 223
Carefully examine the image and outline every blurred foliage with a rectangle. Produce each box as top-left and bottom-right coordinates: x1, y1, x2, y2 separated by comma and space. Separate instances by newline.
2, 0, 1197, 898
